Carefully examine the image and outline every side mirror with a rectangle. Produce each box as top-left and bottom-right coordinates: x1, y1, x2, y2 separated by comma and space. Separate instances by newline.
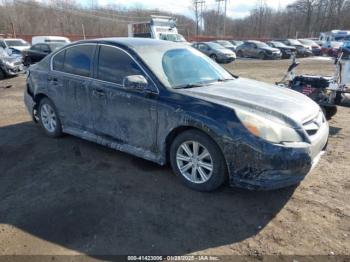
123, 75, 149, 92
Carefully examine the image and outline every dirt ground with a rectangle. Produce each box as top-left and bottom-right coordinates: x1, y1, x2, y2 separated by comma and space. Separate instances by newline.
0, 58, 349, 259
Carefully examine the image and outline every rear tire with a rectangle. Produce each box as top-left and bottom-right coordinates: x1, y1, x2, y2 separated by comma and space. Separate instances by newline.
38, 98, 63, 137
170, 130, 227, 192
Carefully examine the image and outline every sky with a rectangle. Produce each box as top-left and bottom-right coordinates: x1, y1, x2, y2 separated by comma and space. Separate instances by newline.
88, 0, 297, 19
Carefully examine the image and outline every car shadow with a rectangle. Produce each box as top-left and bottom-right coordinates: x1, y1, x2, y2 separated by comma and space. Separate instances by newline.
0, 122, 296, 256
329, 126, 342, 136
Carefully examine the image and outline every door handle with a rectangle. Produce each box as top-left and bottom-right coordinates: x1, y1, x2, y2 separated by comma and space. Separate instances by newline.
48, 76, 58, 82
48, 76, 58, 85
92, 89, 106, 98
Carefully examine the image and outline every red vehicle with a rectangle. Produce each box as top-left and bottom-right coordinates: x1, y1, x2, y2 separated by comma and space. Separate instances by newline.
321, 41, 343, 57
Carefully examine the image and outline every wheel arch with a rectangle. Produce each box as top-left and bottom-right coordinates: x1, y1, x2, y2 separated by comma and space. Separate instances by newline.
34, 93, 49, 107
164, 125, 226, 166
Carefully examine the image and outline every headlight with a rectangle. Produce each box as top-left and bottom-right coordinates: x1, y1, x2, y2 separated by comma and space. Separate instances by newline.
3, 60, 14, 67
235, 110, 303, 144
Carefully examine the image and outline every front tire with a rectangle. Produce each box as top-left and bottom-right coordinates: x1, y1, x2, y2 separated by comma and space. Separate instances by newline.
0, 69, 5, 80
322, 106, 337, 120
38, 98, 63, 137
170, 130, 227, 192
259, 52, 266, 60
209, 54, 217, 62
24, 56, 32, 67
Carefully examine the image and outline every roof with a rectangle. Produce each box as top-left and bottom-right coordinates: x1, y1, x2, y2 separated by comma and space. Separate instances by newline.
77, 37, 181, 49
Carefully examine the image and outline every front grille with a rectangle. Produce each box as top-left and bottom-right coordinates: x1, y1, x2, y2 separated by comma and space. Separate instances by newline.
14, 61, 22, 66
303, 112, 325, 137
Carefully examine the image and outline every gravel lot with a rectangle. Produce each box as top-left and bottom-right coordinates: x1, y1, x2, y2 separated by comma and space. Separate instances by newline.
0, 58, 349, 259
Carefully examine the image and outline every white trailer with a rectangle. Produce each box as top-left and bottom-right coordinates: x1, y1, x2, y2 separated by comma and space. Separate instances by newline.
128, 15, 188, 43
319, 30, 350, 47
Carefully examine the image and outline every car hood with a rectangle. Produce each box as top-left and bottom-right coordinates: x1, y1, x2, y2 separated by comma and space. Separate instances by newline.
217, 49, 235, 55
262, 47, 280, 52
281, 46, 296, 51
1, 55, 22, 63
10, 46, 29, 51
179, 78, 320, 126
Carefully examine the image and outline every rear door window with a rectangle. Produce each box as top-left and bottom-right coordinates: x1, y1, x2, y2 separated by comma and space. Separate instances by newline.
96, 46, 143, 85
63, 45, 94, 77
52, 50, 65, 71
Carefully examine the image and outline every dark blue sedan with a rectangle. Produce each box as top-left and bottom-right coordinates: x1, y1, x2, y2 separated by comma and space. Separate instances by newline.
24, 38, 329, 191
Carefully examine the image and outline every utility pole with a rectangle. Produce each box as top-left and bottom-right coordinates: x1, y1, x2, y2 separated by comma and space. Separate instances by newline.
200, 0, 205, 32
215, 0, 224, 36
193, 0, 205, 37
223, 0, 228, 36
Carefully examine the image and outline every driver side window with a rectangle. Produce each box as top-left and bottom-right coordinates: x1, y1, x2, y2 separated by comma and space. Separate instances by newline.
97, 46, 144, 85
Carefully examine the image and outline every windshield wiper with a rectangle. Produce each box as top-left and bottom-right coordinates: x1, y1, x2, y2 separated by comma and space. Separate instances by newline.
217, 78, 234, 82
173, 83, 207, 89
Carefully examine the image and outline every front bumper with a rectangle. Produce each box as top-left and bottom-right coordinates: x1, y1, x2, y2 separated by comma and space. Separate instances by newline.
265, 53, 282, 59
312, 48, 322, 56
24, 88, 36, 121
224, 121, 329, 190
2, 63, 24, 76
217, 56, 236, 63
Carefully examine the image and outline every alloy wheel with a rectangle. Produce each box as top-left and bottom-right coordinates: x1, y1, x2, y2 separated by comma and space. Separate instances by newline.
176, 141, 213, 184
40, 103, 57, 133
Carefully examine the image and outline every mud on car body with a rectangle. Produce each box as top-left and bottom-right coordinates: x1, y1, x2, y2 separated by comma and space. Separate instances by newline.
24, 38, 329, 191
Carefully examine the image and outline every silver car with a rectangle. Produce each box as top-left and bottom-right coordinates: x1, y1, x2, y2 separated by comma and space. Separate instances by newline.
192, 42, 236, 63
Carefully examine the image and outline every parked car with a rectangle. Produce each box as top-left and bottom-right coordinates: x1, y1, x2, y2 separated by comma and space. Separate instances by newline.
212, 40, 236, 52
0, 47, 24, 80
321, 41, 343, 57
229, 40, 244, 49
298, 39, 322, 56
23, 42, 66, 66
0, 38, 31, 53
236, 40, 282, 59
24, 38, 329, 191
32, 36, 71, 45
267, 41, 296, 59
275, 39, 313, 57
192, 42, 236, 63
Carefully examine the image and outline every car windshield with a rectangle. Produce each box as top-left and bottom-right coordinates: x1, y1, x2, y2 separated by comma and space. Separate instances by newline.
255, 42, 270, 48
288, 39, 302, 45
48, 43, 66, 51
138, 47, 234, 89
231, 41, 243, 46
271, 41, 287, 48
206, 42, 225, 49
161, 34, 186, 42
299, 39, 316, 45
5, 40, 30, 47
216, 41, 234, 48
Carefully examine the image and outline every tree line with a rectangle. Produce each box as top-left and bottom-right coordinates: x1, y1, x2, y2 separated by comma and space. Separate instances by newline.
0, 0, 349, 40
0, 0, 196, 38
203, 0, 350, 39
